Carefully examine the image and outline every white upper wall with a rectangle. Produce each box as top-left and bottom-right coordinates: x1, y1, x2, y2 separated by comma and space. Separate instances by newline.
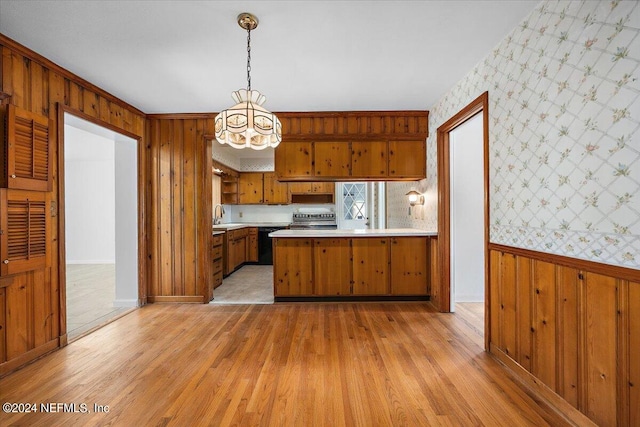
64, 125, 116, 263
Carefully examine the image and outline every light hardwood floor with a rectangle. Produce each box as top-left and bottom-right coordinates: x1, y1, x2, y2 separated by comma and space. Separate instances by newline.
66, 264, 132, 340
0, 302, 572, 426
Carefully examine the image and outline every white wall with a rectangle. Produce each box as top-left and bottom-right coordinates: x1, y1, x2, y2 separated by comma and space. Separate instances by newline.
223, 203, 335, 224
114, 136, 139, 307
451, 113, 484, 304
64, 125, 115, 264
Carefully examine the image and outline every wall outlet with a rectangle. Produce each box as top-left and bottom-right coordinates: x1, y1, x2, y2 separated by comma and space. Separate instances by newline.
239, 212, 243, 218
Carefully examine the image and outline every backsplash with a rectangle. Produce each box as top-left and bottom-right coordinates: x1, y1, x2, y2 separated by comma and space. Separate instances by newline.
222, 204, 335, 224
388, 0, 640, 269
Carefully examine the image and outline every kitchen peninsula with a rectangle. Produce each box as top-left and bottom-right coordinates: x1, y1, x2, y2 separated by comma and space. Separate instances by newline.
270, 229, 437, 300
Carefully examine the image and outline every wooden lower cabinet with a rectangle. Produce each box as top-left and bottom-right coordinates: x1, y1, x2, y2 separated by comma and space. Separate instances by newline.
314, 238, 351, 295
273, 238, 313, 296
212, 234, 224, 291
273, 236, 429, 298
248, 228, 258, 262
389, 237, 428, 295
352, 238, 389, 295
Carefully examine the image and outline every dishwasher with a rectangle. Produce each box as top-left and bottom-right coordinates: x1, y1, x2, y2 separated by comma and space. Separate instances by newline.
258, 227, 285, 265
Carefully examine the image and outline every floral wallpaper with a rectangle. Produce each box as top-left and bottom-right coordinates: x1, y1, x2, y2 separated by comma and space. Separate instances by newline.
388, 0, 640, 269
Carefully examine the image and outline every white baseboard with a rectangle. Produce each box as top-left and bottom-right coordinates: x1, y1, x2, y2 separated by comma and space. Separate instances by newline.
113, 299, 138, 308
67, 260, 116, 265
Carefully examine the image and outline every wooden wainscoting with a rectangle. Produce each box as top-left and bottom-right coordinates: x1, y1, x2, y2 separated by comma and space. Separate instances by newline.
488, 243, 640, 427
0, 34, 148, 376
146, 116, 212, 303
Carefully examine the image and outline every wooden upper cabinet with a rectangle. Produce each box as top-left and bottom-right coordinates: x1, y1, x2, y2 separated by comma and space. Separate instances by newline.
351, 140, 387, 178
0, 189, 49, 276
314, 141, 351, 177
275, 141, 313, 178
263, 172, 289, 204
388, 140, 426, 178
238, 173, 264, 204
1, 105, 53, 191
311, 182, 334, 194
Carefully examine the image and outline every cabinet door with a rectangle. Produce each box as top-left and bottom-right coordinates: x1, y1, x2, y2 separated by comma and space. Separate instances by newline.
351, 140, 387, 178
352, 238, 388, 295
388, 140, 426, 179
0, 189, 49, 276
288, 182, 313, 194
314, 238, 351, 296
225, 238, 235, 274
248, 229, 258, 262
263, 172, 289, 204
238, 173, 264, 204
234, 236, 246, 269
314, 141, 351, 177
275, 141, 313, 178
273, 238, 313, 296
312, 182, 335, 194
1, 105, 53, 191
389, 237, 427, 295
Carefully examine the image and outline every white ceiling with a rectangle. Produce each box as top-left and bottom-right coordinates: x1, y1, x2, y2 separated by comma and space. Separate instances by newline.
0, 0, 537, 114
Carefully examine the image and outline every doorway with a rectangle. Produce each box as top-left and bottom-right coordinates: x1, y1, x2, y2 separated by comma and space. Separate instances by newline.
436, 92, 489, 348
449, 112, 485, 333
336, 182, 385, 229
62, 112, 139, 340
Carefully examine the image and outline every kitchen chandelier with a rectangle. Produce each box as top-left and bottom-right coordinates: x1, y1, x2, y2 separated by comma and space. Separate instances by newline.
214, 13, 282, 150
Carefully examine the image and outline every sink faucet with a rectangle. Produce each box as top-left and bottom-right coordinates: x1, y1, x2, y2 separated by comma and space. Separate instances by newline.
213, 204, 225, 225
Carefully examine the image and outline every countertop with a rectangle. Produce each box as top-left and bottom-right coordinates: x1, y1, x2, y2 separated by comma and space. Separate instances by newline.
212, 222, 290, 231
212, 230, 226, 236
269, 228, 437, 238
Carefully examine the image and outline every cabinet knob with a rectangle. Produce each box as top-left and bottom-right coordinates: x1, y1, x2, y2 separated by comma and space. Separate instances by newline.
11, 174, 16, 178
3, 259, 8, 264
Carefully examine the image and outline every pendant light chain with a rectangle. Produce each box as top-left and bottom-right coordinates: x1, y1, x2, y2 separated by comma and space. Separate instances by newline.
214, 12, 281, 150
246, 26, 252, 91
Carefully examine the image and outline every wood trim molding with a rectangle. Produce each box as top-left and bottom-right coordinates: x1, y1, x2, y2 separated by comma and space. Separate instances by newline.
489, 243, 640, 282
490, 345, 598, 427
56, 103, 148, 345
59, 105, 143, 140
0, 338, 59, 378
0, 33, 146, 117
436, 92, 489, 317
147, 296, 205, 303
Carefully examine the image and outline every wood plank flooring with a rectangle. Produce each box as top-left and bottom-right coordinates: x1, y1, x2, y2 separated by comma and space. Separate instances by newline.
66, 264, 131, 340
0, 303, 572, 426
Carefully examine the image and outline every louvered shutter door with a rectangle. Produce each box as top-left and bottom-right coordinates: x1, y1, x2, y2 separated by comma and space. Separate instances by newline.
0, 189, 48, 276
5, 105, 52, 191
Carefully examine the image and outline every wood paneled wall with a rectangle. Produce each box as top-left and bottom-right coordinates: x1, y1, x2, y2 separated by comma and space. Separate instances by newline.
0, 34, 146, 375
489, 244, 640, 427
277, 111, 429, 141
146, 117, 212, 303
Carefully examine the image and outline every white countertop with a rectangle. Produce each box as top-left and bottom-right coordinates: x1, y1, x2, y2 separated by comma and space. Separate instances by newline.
269, 228, 437, 238
212, 230, 226, 236
212, 222, 290, 231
